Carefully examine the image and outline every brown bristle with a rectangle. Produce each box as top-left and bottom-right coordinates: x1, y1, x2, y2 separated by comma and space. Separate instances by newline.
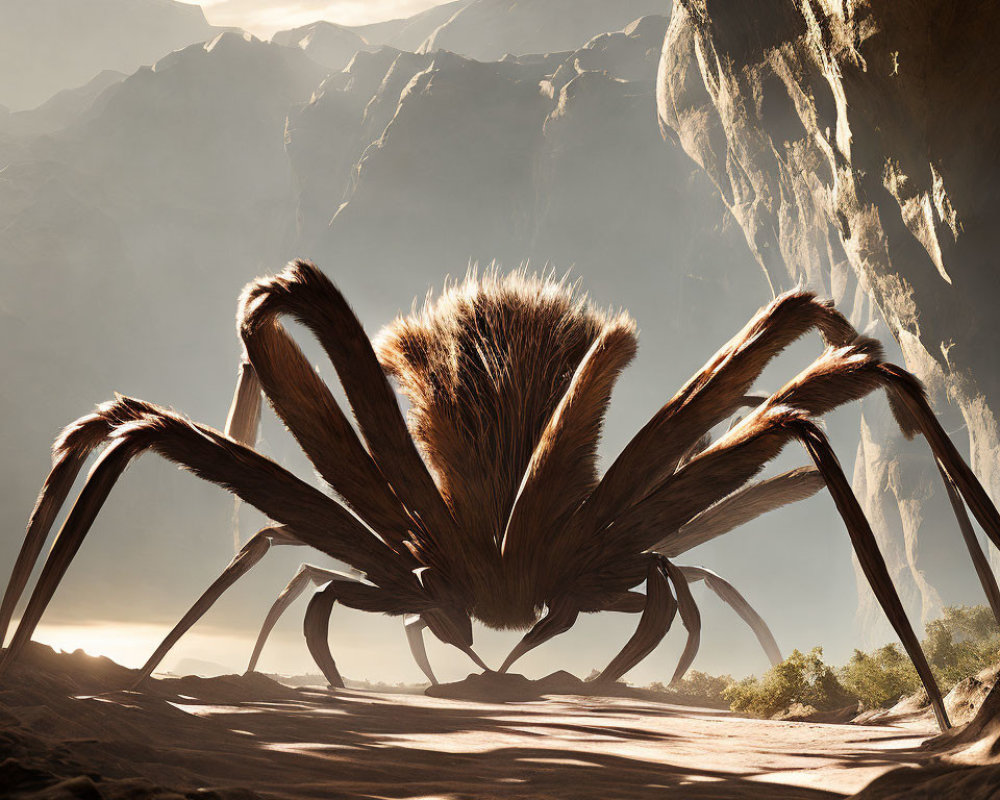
375, 268, 636, 626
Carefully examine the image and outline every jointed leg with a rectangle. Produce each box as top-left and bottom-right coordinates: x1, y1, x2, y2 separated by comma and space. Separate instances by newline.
653, 466, 824, 556
937, 462, 1000, 623
0, 401, 418, 679
879, 366, 1000, 622
404, 615, 439, 685
498, 596, 579, 674
301, 577, 418, 689
753, 350, 1000, 626
580, 291, 865, 533
596, 557, 677, 684
793, 420, 949, 730
133, 524, 301, 686
679, 566, 782, 667
0, 398, 158, 646
603, 403, 950, 729
662, 559, 701, 684
224, 358, 262, 447
592, 564, 780, 683
240, 262, 464, 579
246, 563, 361, 675
239, 280, 416, 548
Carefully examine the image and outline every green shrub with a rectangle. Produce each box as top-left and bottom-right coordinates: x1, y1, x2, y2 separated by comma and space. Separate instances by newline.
648, 670, 735, 707
724, 647, 853, 718
725, 605, 1000, 717
840, 644, 919, 709
922, 605, 1000, 691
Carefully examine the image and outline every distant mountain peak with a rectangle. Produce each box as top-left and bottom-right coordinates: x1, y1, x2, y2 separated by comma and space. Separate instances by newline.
205, 30, 260, 53
0, 0, 221, 110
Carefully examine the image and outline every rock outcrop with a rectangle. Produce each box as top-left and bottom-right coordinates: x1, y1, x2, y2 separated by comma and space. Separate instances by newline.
658, 0, 1000, 635
656, 4, 1000, 794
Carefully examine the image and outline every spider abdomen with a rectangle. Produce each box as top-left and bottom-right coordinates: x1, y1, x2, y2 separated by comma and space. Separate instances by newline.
375, 270, 637, 628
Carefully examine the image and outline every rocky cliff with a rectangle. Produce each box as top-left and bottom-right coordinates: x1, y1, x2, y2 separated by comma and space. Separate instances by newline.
657, 0, 1000, 637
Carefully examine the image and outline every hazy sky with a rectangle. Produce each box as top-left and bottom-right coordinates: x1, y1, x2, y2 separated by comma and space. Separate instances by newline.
192, 0, 446, 36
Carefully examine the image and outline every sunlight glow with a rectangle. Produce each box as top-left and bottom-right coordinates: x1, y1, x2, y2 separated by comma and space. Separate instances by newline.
30, 621, 314, 676
190, 1, 447, 38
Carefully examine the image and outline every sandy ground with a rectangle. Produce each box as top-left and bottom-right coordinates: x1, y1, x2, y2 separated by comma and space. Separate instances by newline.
0, 645, 943, 799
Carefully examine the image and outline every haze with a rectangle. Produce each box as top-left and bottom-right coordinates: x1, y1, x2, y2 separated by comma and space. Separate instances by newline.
194, 0, 444, 37
0, 0, 988, 688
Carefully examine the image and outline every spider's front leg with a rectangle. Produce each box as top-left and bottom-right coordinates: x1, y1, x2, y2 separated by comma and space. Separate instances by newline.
594, 556, 679, 685
612, 402, 952, 729
497, 597, 579, 674
0, 401, 420, 680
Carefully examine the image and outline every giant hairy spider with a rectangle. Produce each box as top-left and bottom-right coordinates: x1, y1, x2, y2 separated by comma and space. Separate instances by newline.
2, 262, 999, 731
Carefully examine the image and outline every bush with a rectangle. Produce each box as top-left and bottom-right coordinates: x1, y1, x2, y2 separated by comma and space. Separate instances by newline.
648, 670, 735, 707
922, 605, 1000, 691
840, 644, 919, 709
724, 647, 854, 718
725, 605, 1000, 717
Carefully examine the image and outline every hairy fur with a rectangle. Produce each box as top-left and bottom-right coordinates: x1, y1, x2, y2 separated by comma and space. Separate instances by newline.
375, 269, 636, 627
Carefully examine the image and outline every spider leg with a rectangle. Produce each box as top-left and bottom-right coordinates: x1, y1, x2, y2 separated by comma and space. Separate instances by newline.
652, 466, 824, 556
497, 597, 579, 674
596, 556, 677, 684
678, 565, 782, 668
580, 291, 864, 533
224, 358, 263, 447
404, 614, 439, 685
937, 463, 1000, 622
794, 420, 949, 730
0, 401, 419, 679
0, 397, 160, 646
246, 563, 356, 675
240, 261, 464, 581
501, 320, 637, 587
755, 348, 1000, 627
238, 276, 415, 548
662, 559, 702, 684
132, 525, 302, 687
411, 566, 489, 671
594, 566, 779, 680
600, 402, 950, 729
879, 365, 1000, 573
302, 577, 419, 689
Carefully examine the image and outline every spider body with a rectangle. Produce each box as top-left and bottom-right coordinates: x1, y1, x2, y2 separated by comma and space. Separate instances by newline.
2, 262, 1000, 735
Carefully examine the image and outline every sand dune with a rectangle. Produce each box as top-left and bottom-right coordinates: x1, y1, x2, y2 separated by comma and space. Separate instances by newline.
0, 644, 956, 799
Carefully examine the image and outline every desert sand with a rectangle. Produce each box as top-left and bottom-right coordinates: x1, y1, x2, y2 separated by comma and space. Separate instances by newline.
0, 643, 958, 800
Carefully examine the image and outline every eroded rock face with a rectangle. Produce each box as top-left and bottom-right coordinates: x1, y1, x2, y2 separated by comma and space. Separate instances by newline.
657, 0, 1000, 625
